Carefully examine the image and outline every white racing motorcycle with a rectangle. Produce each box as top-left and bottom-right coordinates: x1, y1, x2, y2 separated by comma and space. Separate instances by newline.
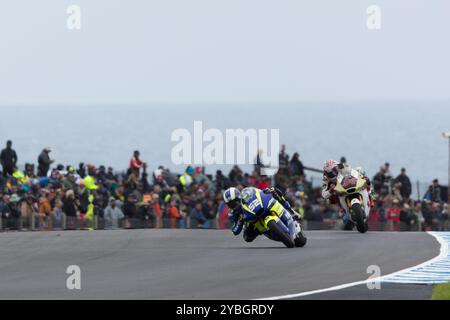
334, 166, 370, 233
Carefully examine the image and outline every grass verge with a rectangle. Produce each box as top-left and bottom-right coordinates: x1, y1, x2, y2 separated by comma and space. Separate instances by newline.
431, 283, 450, 300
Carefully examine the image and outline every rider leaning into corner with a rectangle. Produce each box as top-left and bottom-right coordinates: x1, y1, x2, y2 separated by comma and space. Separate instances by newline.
321, 159, 375, 209
223, 186, 301, 243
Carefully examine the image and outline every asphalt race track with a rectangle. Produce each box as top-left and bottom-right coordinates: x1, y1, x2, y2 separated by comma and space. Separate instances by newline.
0, 229, 439, 299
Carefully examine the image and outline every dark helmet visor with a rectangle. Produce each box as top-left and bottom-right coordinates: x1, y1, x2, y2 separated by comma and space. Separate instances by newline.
227, 198, 240, 210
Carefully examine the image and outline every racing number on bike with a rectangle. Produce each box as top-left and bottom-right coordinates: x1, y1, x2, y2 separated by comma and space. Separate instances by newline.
248, 199, 260, 211
342, 177, 357, 188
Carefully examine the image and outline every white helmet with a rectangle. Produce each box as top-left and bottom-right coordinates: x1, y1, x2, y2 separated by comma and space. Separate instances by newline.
323, 159, 338, 173
223, 187, 241, 210
323, 159, 339, 180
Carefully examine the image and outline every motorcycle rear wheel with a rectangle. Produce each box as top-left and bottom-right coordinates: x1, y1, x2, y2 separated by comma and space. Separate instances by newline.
267, 220, 295, 248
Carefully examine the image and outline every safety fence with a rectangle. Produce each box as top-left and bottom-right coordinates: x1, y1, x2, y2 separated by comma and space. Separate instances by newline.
301, 220, 447, 232
0, 215, 217, 231
2, 214, 449, 232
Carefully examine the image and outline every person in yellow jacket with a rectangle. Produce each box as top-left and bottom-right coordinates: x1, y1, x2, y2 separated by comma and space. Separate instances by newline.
83, 175, 98, 191
12, 167, 26, 184
83, 164, 98, 230
178, 166, 194, 191
85, 194, 95, 230
83, 164, 98, 191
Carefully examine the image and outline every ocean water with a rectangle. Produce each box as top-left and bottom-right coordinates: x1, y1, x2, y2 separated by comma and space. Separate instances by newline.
0, 102, 449, 188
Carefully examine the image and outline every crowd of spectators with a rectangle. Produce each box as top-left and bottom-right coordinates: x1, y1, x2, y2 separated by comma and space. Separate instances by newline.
365, 164, 448, 231
0, 140, 448, 232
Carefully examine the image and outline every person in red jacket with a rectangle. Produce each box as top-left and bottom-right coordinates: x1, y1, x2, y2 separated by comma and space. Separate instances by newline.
168, 200, 181, 229
387, 199, 401, 231
257, 176, 270, 190
129, 150, 145, 177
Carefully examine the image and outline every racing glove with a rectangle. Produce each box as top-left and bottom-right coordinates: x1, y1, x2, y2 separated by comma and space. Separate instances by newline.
321, 184, 335, 200
231, 216, 244, 236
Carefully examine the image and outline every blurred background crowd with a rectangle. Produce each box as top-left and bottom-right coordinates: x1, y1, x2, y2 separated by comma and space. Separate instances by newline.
0, 140, 448, 232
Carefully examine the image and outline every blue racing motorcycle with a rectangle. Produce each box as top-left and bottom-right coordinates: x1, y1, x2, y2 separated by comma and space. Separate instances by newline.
239, 187, 307, 248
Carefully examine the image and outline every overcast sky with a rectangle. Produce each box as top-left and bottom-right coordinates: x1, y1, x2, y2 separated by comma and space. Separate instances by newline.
0, 0, 449, 105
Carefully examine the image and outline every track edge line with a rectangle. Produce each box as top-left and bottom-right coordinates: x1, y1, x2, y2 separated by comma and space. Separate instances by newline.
253, 232, 448, 300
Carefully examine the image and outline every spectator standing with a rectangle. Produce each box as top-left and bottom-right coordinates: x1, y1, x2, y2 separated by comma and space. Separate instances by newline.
386, 198, 401, 231
130, 150, 145, 177
228, 165, 243, 185
53, 199, 64, 228
394, 168, 412, 200
373, 165, 388, 193
106, 167, 118, 183
168, 199, 181, 228
24, 163, 35, 177
289, 152, 304, 177
294, 175, 311, 194
202, 199, 215, 228
77, 163, 86, 178
190, 202, 206, 228
137, 200, 154, 228
256, 176, 270, 190
20, 195, 37, 229
151, 186, 162, 228
367, 203, 382, 230
216, 200, 229, 229
215, 170, 230, 192
123, 194, 137, 228
431, 202, 441, 231
278, 144, 290, 176
64, 168, 78, 190
274, 173, 289, 194
0, 140, 18, 177
37, 147, 54, 177
254, 149, 266, 176
384, 162, 393, 181
83, 164, 99, 191
245, 172, 258, 187
38, 190, 53, 230
1, 194, 21, 230
178, 201, 189, 228
63, 190, 78, 229
421, 201, 431, 231
410, 202, 424, 231
104, 198, 124, 229
385, 184, 403, 208
424, 179, 443, 203
178, 166, 194, 192
399, 202, 414, 231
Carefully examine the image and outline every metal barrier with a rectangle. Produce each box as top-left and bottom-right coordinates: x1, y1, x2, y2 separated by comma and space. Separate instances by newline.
301, 221, 424, 232
1, 215, 449, 232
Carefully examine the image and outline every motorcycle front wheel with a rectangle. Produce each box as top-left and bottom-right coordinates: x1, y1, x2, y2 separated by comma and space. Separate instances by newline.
351, 203, 368, 233
294, 230, 307, 247
267, 220, 295, 248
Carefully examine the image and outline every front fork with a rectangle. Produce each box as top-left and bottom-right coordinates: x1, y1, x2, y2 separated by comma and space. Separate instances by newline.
344, 193, 367, 221
277, 211, 297, 239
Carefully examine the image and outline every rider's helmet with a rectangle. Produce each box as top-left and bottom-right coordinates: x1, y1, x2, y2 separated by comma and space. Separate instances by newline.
323, 159, 339, 180
223, 187, 241, 210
